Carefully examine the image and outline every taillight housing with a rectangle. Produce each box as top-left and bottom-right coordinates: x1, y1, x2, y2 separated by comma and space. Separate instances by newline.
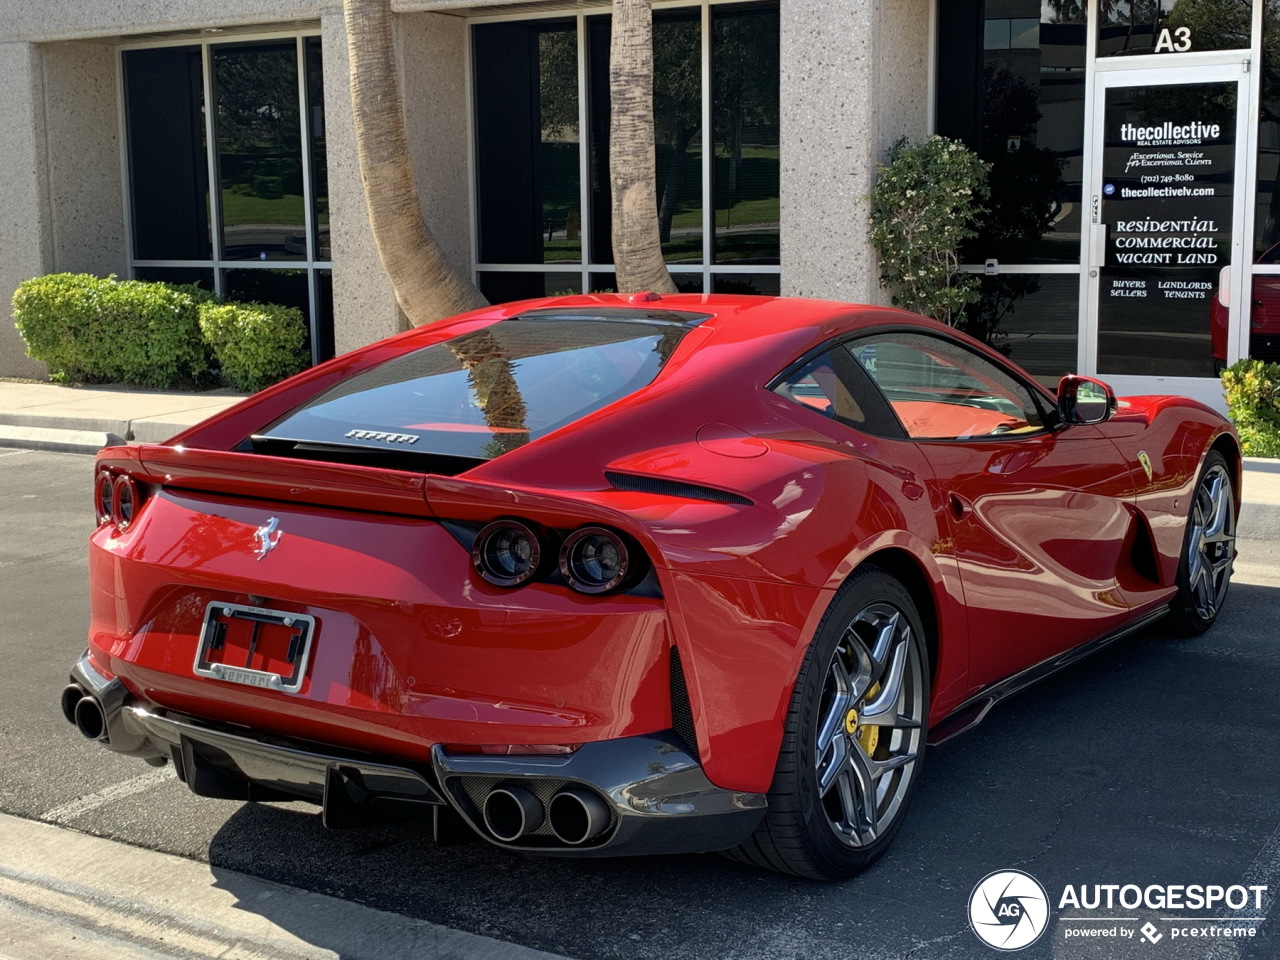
94, 472, 113, 525
559, 526, 638, 595
113, 475, 140, 529
471, 519, 548, 587
95, 471, 145, 531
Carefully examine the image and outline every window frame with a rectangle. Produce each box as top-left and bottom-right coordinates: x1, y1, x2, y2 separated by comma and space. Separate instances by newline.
117, 28, 332, 365
770, 324, 1063, 444
466, 0, 781, 297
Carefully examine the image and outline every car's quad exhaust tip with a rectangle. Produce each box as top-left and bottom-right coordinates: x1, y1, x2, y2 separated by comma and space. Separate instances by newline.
62, 683, 108, 742
482, 785, 545, 842
548, 788, 611, 845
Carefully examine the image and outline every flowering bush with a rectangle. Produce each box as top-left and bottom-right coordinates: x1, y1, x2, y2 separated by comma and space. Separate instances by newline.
1222, 359, 1280, 457
869, 136, 989, 325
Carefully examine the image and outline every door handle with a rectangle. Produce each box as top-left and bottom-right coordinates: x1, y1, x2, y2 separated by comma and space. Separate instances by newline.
949, 493, 972, 520
1090, 223, 1108, 269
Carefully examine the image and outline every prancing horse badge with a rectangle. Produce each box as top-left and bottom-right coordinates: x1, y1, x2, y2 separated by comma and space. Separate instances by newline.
1137, 451, 1153, 483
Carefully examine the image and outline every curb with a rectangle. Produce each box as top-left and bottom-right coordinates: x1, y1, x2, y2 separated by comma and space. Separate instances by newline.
0, 812, 571, 960
0, 424, 125, 455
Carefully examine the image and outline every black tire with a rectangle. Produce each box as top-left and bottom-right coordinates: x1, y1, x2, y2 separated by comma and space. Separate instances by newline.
1166, 450, 1237, 637
725, 566, 930, 879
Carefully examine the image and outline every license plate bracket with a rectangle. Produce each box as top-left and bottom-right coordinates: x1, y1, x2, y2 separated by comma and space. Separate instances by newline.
193, 602, 315, 694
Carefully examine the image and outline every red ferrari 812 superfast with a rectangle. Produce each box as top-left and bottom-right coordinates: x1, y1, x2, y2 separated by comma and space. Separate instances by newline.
63, 295, 1239, 878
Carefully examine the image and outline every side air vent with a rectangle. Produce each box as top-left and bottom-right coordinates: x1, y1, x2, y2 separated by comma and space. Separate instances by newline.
605, 471, 752, 505
669, 647, 700, 761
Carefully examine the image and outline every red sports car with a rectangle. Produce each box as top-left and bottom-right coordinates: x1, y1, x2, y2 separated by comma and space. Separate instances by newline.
63, 295, 1240, 879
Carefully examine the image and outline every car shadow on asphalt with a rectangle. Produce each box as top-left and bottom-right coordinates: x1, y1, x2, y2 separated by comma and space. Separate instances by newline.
204, 580, 1279, 960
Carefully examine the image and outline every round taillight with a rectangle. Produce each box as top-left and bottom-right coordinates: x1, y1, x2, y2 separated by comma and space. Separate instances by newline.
112, 475, 140, 529
559, 526, 634, 595
94, 472, 113, 525
472, 520, 543, 587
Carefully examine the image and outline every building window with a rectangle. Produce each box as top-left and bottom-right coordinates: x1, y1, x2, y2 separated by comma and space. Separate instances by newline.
121, 34, 332, 364
471, 1, 780, 302
936, 0, 1086, 378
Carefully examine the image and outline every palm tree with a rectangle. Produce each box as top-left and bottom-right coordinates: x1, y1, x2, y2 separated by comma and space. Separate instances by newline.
343, 0, 488, 326
609, 0, 679, 294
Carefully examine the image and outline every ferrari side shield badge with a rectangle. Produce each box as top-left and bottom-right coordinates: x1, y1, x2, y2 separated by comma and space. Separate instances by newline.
1137, 451, 1153, 483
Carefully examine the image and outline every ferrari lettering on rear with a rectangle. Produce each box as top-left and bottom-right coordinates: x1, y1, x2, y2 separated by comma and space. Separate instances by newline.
344, 429, 420, 444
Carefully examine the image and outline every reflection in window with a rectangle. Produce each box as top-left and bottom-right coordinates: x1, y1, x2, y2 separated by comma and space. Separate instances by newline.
1096, 0, 1250, 58
475, 3, 780, 301
655, 10, 703, 263
474, 20, 581, 265
713, 3, 780, 265
306, 38, 329, 261
938, 1, 1084, 355
122, 35, 331, 367
973, 274, 1079, 382
214, 42, 305, 262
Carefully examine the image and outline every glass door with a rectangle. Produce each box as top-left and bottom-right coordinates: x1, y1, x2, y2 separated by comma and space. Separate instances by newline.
1083, 62, 1251, 405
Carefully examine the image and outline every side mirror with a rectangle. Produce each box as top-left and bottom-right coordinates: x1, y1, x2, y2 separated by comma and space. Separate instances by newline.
1057, 375, 1117, 425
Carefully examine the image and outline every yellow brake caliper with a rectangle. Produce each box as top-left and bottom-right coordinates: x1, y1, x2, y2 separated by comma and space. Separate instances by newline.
845, 681, 881, 757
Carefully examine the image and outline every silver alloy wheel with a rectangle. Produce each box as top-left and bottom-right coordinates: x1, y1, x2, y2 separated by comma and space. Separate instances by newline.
814, 602, 925, 847
1186, 462, 1235, 620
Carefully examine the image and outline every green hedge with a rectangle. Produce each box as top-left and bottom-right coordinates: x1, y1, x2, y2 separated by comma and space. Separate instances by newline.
13, 273, 307, 393
199, 300, 307, 393
1223, 359, 1280, 458
13, 273, 209, 388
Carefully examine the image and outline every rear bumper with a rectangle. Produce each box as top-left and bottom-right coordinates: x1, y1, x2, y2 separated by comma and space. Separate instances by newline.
65, 652, 765, 857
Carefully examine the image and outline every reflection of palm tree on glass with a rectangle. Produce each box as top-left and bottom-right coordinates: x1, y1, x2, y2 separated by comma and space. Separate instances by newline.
447, 331, 531, 458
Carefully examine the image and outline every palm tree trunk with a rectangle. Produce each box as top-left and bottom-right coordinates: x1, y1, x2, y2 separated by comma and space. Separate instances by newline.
344, 0, 488, 326
609, 0, 678, 294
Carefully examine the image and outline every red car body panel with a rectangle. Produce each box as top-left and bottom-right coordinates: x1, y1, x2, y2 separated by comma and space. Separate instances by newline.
76, 294, 1240, 818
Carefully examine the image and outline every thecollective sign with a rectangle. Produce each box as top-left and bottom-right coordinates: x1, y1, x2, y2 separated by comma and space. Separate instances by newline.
1097, 82, 1237, 378
968, 869, 1267, 951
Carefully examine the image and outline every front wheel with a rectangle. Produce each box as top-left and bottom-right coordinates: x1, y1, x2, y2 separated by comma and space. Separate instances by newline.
1166, 450, 1236, 636
725, 567, 930, 879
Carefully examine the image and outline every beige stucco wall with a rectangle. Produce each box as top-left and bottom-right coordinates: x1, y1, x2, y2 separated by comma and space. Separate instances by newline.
43, 41, 127, 281
780, 0, 931, 305
0, 42, 53, 379
0, 1, 322, 44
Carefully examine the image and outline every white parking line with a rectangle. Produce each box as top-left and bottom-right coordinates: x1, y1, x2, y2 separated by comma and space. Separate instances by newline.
1240, 820, 1280, 927
41, 768, 174, 824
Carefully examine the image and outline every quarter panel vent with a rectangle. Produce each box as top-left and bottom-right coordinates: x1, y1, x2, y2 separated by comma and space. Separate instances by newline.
605, 471, 752, 505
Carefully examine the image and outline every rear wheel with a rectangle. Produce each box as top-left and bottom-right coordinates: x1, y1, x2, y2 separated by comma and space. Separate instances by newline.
726, 567, 929, 879
1166, 450, 1236, 636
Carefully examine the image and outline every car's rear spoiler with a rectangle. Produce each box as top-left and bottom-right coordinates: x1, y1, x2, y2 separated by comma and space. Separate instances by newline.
112, 447, 666, 556
127, 445, 436, 518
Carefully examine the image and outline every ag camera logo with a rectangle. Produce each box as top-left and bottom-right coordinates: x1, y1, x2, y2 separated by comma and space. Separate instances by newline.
969, 870, 1050, 951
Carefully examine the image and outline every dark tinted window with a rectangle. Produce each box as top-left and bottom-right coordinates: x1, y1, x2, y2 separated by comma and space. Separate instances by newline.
124, 47, 211, 260
260, 315, 696, 465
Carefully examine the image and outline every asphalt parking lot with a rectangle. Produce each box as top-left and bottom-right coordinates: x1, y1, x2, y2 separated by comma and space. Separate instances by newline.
1, 447, 1276, 960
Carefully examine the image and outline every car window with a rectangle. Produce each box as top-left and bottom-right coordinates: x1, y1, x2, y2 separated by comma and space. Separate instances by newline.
845, 333, 1048, 440
259, 316, 694, 463
773, 349, 905, 439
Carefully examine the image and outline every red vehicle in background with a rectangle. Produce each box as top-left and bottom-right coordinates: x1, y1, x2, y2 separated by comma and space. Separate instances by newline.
1213, 244, 1280, 371
62, 295, 1240, 879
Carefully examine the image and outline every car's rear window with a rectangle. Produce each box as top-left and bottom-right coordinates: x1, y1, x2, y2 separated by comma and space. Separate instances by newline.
252, 314, 699, 472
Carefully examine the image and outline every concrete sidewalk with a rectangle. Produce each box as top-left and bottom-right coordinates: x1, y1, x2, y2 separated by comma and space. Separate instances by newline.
0, 380, 244, 452
0, 813, 569, 960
